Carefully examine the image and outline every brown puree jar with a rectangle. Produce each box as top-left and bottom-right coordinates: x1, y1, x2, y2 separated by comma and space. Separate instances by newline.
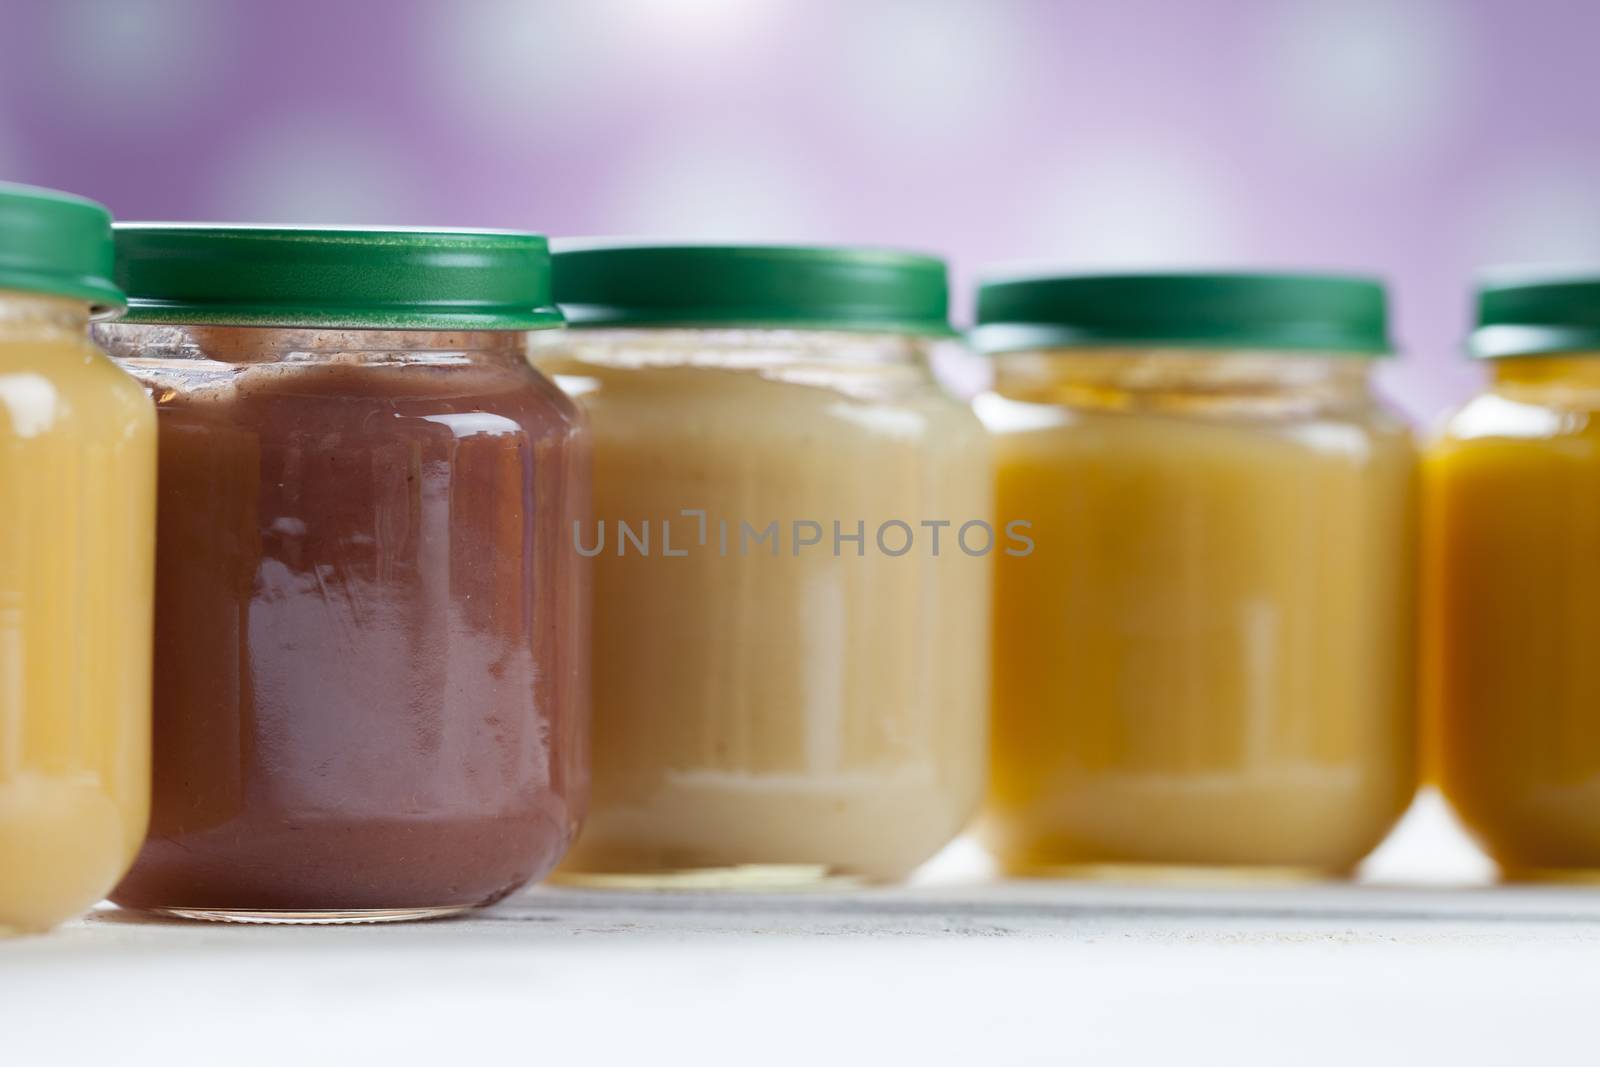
95, 227, 589, 923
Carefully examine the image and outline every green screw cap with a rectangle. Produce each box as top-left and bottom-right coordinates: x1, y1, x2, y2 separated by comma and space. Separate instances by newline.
552, 242, 955, 336
972, 272, 1392, 356
113, 225, 563, 330
1470, 270, 1600, 358
0, 182, 123, 316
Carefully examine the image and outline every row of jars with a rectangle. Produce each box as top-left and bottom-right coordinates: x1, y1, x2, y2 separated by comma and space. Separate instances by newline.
3, 178, 1599, 931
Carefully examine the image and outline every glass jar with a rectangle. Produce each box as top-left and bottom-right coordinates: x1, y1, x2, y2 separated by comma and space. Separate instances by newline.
95, 226, 589, 922
0, 183, 155, 933
1429, 272, 1600, 880
972, 273, 1417, 878
534, 244, 991, 887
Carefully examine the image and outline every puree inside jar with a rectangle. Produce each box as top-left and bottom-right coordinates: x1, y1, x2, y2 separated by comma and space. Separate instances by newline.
108, 335, 588, 919
539, 332, 990, 886
0, 321, 154, 933
977, 353, 1418, 876
1427, 357, 1600, 878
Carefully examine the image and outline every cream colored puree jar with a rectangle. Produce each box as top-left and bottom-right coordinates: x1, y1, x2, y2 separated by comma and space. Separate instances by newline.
535, 244, 991, 887
972, 273, 1417, 880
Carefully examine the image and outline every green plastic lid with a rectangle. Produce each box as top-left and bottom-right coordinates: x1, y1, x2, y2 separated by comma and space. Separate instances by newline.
1469, 270, 1600, 358
972, 272, 1392, 356
0, 182, 123, 316
552, 242, 955, 336
113, 225, 563, 330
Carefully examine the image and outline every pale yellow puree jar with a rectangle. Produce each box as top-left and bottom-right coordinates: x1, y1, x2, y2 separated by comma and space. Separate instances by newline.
0, 183, 155, 932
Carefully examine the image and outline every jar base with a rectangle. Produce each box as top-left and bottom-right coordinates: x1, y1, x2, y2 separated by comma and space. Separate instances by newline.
551, 864, 874, 892
1000, 860, 1351, 885
138, 905, 473, 925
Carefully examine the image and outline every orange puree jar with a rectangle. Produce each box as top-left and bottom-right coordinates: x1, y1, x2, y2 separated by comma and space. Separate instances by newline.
0, 184, 155, 933
1429, 272, 1600, 880
974, 273, 1418, 880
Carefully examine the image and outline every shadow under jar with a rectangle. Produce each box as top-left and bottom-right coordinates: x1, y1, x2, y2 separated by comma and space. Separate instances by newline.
972, 273, 1418, 881
97, 226, 590, 923
535, 244, 991, 888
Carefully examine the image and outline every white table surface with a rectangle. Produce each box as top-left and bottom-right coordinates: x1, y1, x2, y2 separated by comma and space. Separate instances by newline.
4, 791, 1594, 1067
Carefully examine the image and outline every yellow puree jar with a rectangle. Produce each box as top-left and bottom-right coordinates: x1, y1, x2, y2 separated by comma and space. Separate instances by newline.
0, 183, 155, 932
973, 273, 1418, 879
1428, 273, 1600, 880
535, 244, 991, 887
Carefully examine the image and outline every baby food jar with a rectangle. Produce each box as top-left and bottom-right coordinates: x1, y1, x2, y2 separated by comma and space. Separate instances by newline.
0, 184, 155, 933
973, 273, 1417, 879
1428, 272, 1600, 880
534, 244, 991, 887
95, 226, 590, 923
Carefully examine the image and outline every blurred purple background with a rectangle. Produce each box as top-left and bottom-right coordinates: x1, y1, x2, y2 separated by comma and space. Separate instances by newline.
5, 0, 1599, 421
